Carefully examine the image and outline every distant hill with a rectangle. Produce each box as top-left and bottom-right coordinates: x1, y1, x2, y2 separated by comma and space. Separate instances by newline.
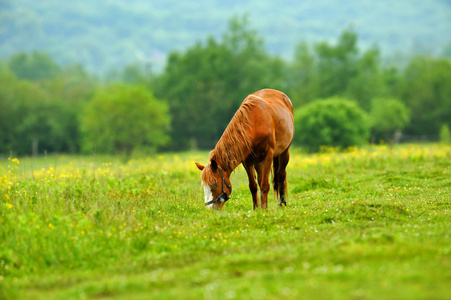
1, 0, 450, 74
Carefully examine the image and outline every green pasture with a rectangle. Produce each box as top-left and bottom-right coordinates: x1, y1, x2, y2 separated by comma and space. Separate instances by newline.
1, 144, 450, 299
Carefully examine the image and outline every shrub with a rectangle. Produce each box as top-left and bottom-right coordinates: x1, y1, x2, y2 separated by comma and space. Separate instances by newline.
293, 97, 369, 152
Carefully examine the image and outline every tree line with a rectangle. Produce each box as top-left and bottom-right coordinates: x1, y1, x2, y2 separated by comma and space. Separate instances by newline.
1, 16, 450, 157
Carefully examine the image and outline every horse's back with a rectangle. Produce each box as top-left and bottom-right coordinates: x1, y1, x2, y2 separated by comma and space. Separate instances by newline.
252, 89, 293, 114
247, 89, 294, 157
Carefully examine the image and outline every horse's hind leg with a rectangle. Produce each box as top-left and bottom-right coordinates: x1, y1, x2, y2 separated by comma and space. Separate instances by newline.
273, 156, 280, 202
243, 163, 259, 209
275, 149, 290, 206
255, 153, 273, 209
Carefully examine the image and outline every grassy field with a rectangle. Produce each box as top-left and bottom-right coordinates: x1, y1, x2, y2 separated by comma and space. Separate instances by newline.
0, 144, 450, 300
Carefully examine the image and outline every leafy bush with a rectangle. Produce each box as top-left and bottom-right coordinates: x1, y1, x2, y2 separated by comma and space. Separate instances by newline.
293, 97, 369, 151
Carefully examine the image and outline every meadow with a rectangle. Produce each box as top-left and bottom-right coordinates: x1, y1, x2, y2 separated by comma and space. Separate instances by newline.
0, 144, 450, 300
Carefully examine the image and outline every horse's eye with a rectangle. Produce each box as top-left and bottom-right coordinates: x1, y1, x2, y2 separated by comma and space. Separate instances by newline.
211, 183, 218, 190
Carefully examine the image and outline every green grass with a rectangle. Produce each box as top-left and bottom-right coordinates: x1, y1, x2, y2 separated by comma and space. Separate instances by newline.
1, 144, 450, 300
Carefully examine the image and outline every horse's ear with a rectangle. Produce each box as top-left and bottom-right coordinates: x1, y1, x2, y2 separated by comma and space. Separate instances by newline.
210, 159, 218, 172
195, 162, 205, 171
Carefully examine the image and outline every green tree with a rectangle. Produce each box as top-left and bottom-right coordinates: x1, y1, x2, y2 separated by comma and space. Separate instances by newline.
287, 42, 317, 107
439, 124, 451, 144
346, 48, 388, 111
289, 30, 389, 111
381, 66, 403, 100
0, 67, 20, 154
156, 38, 236, 150
369, 97, 410, 143
106, 63, 152, 85
401, 56, 451, 139
156, 15, 287, 150
40, 64, 97, 153
8, 51, 61, 81
314, 30, 359, 99
81, 84, 170, 157
293, 97, 369, 152
0, 66, 72, 156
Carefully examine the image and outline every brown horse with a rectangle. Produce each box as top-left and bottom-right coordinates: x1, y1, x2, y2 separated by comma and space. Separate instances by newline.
195, 89, 294, 209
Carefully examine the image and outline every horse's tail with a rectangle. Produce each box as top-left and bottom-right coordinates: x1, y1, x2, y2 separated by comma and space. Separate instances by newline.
273, 151, 289, 206
272, 156, 280, 201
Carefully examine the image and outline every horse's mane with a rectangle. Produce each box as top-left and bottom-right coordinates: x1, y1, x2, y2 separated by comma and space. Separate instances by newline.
211, 95, 261, 171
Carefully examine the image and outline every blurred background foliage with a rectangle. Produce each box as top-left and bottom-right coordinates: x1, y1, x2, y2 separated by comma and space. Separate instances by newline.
1, 0, 450, 73
1, 11, 451, 156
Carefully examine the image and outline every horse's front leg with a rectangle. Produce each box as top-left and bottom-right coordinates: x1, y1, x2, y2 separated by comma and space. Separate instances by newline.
243, 163, 259, 209
255, 154, 273, 209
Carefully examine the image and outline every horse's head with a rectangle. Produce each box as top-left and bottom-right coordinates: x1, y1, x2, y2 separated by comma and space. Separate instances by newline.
195, 160, 232, 210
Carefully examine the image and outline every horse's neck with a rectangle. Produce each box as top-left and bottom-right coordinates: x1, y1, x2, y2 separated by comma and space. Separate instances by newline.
212, 106, 254, 172
211, 151, 235, 174
212, 141, 250, 174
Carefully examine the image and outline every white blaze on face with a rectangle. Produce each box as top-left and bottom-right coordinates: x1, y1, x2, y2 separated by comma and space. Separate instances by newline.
202, 181, 214, 208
